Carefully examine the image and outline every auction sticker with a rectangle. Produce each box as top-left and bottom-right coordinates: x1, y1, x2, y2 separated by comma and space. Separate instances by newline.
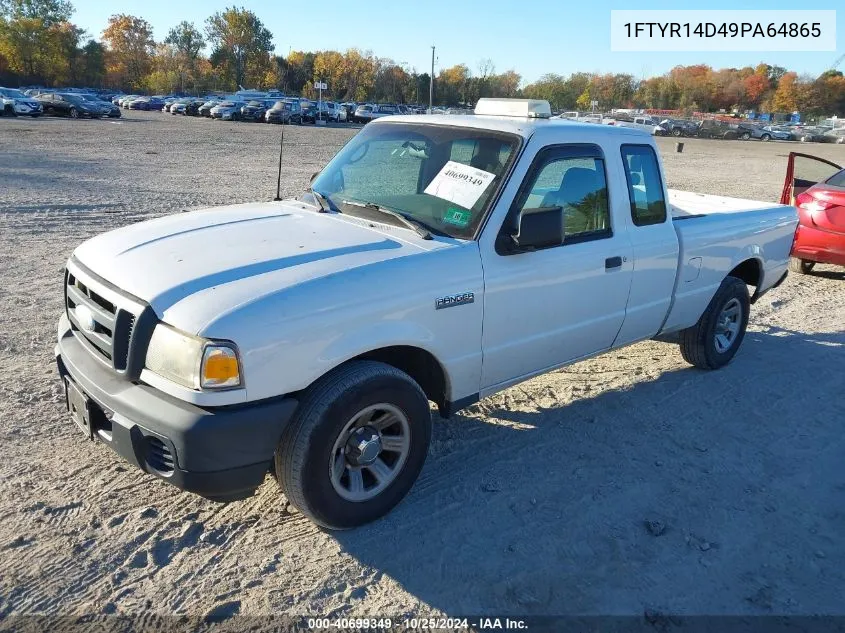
425, 161, 495, 210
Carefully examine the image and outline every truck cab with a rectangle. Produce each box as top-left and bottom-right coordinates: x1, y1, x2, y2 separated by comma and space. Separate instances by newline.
56, 99, 797, 529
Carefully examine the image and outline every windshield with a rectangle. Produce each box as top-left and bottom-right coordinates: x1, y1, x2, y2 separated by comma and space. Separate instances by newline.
310, 122, 521, 239
1, 88, 27, 99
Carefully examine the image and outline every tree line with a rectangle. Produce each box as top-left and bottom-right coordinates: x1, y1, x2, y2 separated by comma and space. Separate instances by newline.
1, 0, 842, 115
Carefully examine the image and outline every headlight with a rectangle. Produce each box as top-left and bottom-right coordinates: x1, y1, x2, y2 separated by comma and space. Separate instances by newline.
145, 323, 242, 390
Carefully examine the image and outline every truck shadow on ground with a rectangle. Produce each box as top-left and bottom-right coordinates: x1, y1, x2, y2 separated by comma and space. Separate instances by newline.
332, 328, 845, 615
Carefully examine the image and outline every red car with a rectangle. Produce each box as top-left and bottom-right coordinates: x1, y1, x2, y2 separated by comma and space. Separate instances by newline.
780, 152, 845, 274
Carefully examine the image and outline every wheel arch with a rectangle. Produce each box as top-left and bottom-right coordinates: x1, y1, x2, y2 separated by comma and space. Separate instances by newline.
729, 257, 762, 287
352, 345, 450, 415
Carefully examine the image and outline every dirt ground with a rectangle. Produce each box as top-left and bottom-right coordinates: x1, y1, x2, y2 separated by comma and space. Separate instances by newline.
1, 112, 844, 622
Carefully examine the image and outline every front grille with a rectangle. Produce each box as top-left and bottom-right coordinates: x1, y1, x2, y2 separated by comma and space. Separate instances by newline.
145, 436, 175, 474
65, 270, 137, 372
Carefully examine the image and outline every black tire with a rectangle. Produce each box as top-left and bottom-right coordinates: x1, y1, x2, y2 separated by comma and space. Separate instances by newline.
678, 276, 750, 370
741, 132, 751, 140
788, 257, 814, 274
760, 134, 771, 142
276, 360, 432, 530
69, 107, 79, 119
4, 104, 17, 117
672, 128, 682, 137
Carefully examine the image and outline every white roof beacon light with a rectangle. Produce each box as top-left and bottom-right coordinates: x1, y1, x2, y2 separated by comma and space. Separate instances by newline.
474, 98, 552, 119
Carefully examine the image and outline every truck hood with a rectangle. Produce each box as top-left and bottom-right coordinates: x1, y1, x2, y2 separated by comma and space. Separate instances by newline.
73, 201, 447, 334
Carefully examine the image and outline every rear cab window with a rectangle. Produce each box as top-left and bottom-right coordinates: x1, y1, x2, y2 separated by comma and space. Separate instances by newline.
620, 145, 667, 226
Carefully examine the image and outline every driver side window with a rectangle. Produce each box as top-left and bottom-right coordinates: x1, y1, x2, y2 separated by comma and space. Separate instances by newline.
510, 145, 611, 245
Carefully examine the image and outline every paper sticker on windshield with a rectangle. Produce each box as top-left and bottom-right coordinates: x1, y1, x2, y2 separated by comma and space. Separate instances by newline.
443, 207, 471, 228
424, 160, 495, 210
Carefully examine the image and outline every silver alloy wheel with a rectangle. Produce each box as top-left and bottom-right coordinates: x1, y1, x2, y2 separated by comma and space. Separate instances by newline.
714, 297, 742, 353
329, 403, 411, 502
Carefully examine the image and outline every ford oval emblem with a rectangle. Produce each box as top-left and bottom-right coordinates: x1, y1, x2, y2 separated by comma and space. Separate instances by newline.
75, 304, 96, 333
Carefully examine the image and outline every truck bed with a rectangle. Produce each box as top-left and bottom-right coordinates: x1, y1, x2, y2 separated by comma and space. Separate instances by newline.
668, 189, 790, 218
659, 189, 798, 336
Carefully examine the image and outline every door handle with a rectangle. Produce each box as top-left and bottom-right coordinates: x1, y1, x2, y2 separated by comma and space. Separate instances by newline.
605, 256, 623, 269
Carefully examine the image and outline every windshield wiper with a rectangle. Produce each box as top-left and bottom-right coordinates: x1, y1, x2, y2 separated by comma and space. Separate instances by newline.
339, 200, 433, 240
306, 187, 339, 213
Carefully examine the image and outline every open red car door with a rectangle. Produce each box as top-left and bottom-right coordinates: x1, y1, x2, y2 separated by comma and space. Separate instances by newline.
780, 152, 842, 205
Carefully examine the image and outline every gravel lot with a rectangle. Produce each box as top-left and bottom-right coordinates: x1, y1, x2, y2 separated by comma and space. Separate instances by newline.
1, 112, 844, 622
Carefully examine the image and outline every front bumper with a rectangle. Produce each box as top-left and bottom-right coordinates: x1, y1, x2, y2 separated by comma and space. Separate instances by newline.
14, 103, 41, 115
56, 315, 298, 501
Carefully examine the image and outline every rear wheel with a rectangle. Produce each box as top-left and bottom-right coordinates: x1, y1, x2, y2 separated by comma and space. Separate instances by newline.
741, 132, 751, 140
788, 257, 815, 274
276, 361, 432, 529
678, 276, 750, 370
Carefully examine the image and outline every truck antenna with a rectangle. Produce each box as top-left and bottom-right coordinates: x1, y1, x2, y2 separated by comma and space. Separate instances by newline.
273, 122, 284, 201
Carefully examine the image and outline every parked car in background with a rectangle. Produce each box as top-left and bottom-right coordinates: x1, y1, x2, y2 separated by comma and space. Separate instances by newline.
822, 128, 845, 144
240, 100, 270, 122
78, 93, 121, 118
781, 152, 845, 273
659, 118, 698, 137
339, 102, 357, 122
321, 101, 346, 122
0, 86, 43, 117
37, 92, 99, 118
128, 97, 151, 110
169, 100, 189, 115
352, 103, 399, 123
796, 127, 830, 143
696, 120, 738, 139
210, 101, 244, 121
265, 99, 301, 124
300, 100, 316, 124
119, 95, 139, 108
618, 115, 665, 135
198, 99, 220, 117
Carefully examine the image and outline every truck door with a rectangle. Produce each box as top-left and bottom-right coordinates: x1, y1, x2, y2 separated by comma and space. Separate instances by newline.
479, 143, 634, 391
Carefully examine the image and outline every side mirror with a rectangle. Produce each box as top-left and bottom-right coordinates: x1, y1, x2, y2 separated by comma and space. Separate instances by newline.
499, 206, 564, 254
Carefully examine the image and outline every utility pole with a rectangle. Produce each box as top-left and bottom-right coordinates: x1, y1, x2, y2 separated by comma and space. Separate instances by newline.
429, 46, 435, 114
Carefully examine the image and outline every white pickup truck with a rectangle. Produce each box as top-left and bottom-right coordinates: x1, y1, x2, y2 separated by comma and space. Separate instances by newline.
56, 99, 797, 529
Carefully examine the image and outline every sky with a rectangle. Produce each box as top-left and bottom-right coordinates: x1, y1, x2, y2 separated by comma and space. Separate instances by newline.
71, 0, 843, 85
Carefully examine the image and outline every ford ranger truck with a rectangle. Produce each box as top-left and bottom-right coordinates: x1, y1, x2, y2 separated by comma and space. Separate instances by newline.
56, 98, 798, 529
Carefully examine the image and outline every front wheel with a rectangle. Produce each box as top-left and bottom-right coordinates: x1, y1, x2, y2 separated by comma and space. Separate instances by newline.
678, 276, 750, 370
69, 107, 79, 119
672, 128, 682, 137
276, 361, 432, 530
760, 134, 771, 142
741, 132, 751, 140
788, 257, 815, 274
4, 104, 17, 117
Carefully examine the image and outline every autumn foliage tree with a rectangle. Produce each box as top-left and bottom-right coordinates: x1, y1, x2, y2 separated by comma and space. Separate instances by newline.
205, 6, 273, 89
101, 14, 153, 89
